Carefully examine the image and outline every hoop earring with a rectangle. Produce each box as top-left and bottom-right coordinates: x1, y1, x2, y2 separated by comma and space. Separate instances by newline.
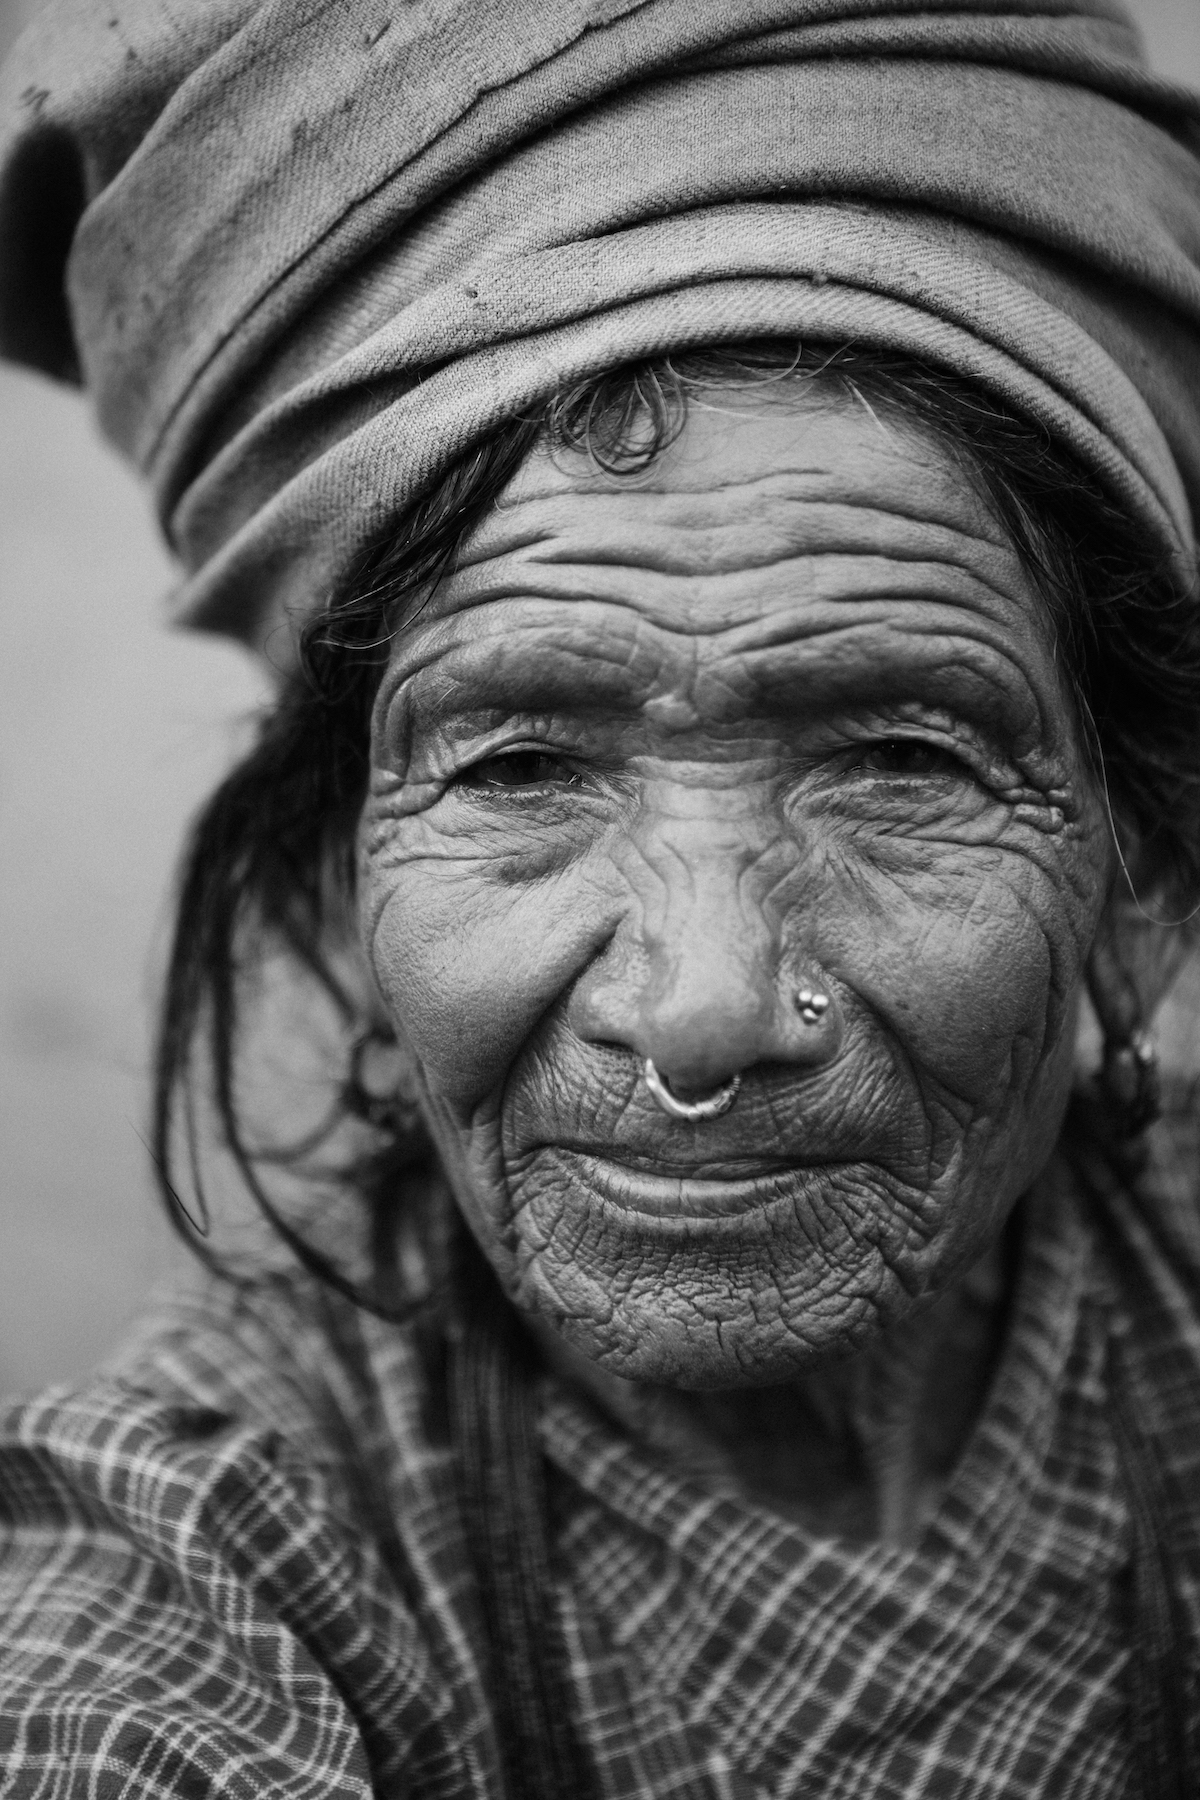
1100, 1029, 1161, 1140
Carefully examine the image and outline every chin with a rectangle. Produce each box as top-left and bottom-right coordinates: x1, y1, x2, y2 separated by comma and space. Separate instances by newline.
496, 1151, 973, 1389
519, 1261, 902, 1391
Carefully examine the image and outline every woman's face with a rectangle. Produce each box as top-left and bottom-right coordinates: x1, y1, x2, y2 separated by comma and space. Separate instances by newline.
358, 391, 1112, 1387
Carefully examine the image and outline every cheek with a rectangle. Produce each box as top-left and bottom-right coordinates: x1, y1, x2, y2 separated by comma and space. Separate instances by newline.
819, 833, 1103, 1110
360, 845, 601, 1106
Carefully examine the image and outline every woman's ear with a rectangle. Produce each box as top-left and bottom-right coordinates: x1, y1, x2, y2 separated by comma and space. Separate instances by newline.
327, 940, 425, 1106
319, 898, 425, 1103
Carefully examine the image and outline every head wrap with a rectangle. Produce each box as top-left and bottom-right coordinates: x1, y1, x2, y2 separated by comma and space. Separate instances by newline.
2, 0, 1199, 659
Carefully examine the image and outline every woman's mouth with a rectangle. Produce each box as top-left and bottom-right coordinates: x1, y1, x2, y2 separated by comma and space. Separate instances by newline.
542, 1147, 827, 1218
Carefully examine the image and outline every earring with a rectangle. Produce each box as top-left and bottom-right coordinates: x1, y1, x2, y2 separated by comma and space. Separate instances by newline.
1100, 1028, 1161, 1139
343, 1027, 420, 1133
1086, 930, 1161, 1142
796, 987, 831, 1026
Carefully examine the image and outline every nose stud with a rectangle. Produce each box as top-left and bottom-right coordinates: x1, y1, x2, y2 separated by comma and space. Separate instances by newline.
797, 987, 830, 1026
643, 1058, 741, 1122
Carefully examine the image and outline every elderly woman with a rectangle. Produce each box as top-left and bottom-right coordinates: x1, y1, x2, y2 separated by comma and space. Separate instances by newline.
3, 0, 1200, 1794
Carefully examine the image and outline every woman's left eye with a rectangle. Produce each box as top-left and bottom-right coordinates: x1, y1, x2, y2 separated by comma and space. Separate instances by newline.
856, 738, 971, 781
455, 750, 577, 791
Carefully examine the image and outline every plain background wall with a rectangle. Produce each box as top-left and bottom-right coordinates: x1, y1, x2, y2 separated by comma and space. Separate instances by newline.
2, 0, 1200, 1392
0, 0, 270, 1389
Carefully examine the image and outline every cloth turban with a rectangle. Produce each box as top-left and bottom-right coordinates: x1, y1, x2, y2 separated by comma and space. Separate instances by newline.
2, 0, 1200, 661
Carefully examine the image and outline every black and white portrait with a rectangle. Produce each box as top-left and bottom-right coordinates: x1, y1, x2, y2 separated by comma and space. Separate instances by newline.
2, 1, 1200, 1793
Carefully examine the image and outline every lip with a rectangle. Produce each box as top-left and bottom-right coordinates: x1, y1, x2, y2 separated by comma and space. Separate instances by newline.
554, 1148, 815, 1218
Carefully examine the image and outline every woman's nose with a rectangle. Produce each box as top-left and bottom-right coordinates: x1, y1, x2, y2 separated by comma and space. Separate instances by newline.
568, 841, 843, 1091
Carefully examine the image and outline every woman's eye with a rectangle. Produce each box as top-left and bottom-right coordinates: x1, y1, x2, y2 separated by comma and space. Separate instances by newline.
857, 738, 969, 781
456, 750, 576, 791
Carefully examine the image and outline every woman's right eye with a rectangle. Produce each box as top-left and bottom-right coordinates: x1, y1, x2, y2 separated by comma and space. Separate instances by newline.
855, 737, 973, 783
454, 750, 577, 791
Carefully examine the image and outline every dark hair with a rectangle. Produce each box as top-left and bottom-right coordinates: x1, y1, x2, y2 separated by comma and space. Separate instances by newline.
152, 341, 1200, 1311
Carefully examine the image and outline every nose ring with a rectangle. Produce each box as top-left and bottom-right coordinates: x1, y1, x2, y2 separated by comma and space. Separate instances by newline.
643, 1058, 741, 1122
797, 987, 830, 1026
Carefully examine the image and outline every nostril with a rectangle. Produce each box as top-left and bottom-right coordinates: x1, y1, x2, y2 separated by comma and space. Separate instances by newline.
639, 1037, 758, 1094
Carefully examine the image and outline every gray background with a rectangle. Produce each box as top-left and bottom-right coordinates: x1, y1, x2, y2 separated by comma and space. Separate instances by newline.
2, 0, 1199, 1392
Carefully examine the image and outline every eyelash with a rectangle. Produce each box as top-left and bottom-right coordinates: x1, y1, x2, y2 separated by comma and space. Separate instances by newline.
449, 735, 977, 798
850, 737, 976, 783
452, 749, 579, 793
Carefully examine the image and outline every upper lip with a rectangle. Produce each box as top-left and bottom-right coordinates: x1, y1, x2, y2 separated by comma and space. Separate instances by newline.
531, 1141, 834, 1180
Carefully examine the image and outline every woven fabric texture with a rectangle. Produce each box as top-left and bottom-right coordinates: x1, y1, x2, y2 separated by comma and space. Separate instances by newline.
2, 1116, 1200, 1797
1, 0, 1199, 654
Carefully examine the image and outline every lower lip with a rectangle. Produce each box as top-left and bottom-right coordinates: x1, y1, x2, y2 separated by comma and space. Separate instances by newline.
561, 1151, 810, 1218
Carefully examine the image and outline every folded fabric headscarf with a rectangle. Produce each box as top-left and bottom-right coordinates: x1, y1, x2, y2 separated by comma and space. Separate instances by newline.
2, 0, 1200, 659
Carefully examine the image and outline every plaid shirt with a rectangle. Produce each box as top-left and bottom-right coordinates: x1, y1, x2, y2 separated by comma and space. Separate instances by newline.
3, 1117, 1200, 1798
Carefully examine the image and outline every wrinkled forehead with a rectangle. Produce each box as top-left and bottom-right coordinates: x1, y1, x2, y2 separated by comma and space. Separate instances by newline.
416, 393, 1031, 631
373, 395, 1076, 764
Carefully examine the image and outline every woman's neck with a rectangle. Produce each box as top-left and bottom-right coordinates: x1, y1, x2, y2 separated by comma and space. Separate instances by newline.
533, 1237, 1012, 1545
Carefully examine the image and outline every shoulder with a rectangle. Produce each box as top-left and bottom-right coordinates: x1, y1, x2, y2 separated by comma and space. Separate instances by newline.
0, 1371, 380, 1795
0, 1274, 489, 1798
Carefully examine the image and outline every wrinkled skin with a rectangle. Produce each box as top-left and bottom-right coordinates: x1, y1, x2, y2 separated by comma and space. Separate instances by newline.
359, 391, 1116, 1403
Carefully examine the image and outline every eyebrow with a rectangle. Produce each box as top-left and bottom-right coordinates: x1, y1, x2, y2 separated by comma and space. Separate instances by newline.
386, 603, 1049, 750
